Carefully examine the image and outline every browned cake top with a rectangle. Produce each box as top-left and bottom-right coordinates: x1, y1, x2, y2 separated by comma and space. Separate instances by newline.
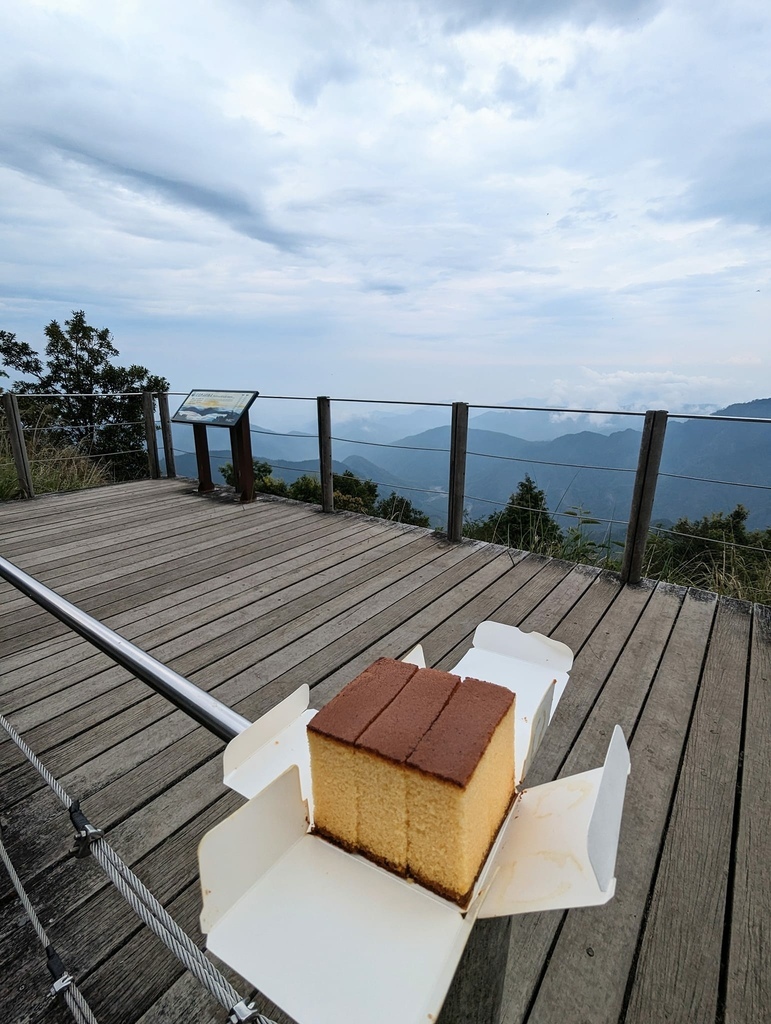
406, 677, 515, 787
307, 658, 417, 744
356, 668, 460, 763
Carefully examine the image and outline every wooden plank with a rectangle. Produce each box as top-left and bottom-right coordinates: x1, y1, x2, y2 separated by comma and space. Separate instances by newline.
0, 530, 432, 798
1, 481, 765, 1024
2, 538, 475, 839
1, 782, 244, 1017
510, 585, 715, 1024
0, 482, 194, 536
430, 558, 595, 672
522, 577, 655, 789
0, 489, 193, 544
0, 514, 387, 700
305, 548, 539, 711
0, 508, 373, 660
0, 519, 391, 722
1, 494, 290, 571
623, 597, 751, 1024
0, 498, 261, 575
723, 602, 770, 1024
497, 579, 659, 1023
0, 478, 176, 521
0, 506, 358, 650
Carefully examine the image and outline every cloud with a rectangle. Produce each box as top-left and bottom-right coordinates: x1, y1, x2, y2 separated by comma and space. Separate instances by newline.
293, 54, 359, 106
286, 187, 395, 213
1, 129, 307, 251
361, 281, 408, 295
436, 0, 662, 33
495, 65, 540, 116
675, 122, 771, 229
547, 369, 729, 414
0, 0, 769, 413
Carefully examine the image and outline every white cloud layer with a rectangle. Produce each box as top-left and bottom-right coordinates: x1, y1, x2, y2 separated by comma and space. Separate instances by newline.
1, 0, 769, 412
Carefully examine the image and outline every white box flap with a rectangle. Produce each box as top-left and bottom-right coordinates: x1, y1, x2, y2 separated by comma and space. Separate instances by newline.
479, 726, 630, 917
223, 686, 316, 802
472, 621, 574, 672
201, 767, 477, 1024
199, 766, 308, 934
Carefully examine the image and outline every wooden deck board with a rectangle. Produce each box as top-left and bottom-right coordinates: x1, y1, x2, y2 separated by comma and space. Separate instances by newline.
725, 603, 771, 1024
509, 583, 691, 1024
1, 479, 768, 1024
518, 588, 719, 1024
623, 598, 751, 1023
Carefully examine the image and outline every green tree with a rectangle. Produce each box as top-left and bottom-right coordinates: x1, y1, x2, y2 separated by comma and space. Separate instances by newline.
0, 311, 169, 481
220, 458, 289, 495
373, 491, 430, 527
290, 474, 323, 504
464, 475, 563, 552
332, 470, 378, 512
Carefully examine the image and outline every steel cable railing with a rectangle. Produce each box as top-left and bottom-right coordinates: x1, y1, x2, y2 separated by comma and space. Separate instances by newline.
5, 390, 770, 594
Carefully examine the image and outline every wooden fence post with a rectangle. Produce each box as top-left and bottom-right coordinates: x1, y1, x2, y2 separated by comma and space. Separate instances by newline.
317, 396, 334, 513
620, 409, 668, 584
157, 393, 176, 478
192, 424, 215, 493
447, 402, 469, 542
142, 391, 160, 479
438, 916, 512, 1024
230, 415, 255, 502
1, 393, 35, 499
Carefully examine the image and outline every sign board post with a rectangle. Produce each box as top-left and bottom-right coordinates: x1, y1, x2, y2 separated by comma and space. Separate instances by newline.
172, 390, 259, 502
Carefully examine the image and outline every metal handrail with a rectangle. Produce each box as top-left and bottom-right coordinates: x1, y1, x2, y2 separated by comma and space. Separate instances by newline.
0, 556, 250, 743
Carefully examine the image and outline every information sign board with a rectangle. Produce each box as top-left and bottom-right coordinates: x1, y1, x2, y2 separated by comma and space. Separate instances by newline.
172, 390, 259, 428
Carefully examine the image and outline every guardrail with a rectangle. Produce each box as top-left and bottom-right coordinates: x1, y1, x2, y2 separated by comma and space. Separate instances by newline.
3, 390, 770, 588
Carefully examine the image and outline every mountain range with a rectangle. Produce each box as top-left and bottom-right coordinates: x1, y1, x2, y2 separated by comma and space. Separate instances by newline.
162, 398, 771, 533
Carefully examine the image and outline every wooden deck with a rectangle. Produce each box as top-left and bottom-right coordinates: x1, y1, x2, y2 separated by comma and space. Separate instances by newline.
0, 478, 768, 1024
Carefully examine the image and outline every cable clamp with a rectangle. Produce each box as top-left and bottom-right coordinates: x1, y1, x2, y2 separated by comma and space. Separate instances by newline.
50, 972, 74, 997
228, 999, 261, 1022
46, 945, 74, 997
69, 800, 104, 858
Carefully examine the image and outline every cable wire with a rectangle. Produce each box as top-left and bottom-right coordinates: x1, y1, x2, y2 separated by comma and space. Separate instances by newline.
466, 449, 636, 473
0, 832, 100, 1024
648, 525, 771, 556
657, 471, 771, 492
0, 712, 275, 1024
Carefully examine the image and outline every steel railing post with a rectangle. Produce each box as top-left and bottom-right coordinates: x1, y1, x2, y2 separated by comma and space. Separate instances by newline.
157, 392, 176, 478
142, 391, 161, 479
1, 393, 35, 499
317, 396, 334, 513
447, 402, 469, 542
0, 556, 250, 743
620, 409, 668, 584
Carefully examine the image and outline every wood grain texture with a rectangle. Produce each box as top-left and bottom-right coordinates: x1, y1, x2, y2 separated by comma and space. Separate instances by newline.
1, 482, 767, 1024
623, 597, 751, 1024
520, 587, 717, 1024
724, 603, 771, 1024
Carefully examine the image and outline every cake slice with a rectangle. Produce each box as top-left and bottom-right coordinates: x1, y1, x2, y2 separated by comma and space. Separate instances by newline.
406, 677, 515, 904
307, 660, 516, 906
306, 658, 417, 848
356, 668, 460, 871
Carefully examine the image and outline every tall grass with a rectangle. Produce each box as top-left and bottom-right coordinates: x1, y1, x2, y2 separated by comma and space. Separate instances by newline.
641, 535, 770, 605
1, 429, 108, 500
464, 503, 770, 604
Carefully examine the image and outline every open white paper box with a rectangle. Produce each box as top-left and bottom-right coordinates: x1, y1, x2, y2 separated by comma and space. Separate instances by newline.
199, 622, 631, 1024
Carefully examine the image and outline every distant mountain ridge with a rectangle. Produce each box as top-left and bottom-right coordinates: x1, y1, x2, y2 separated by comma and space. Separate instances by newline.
162, 398, 771, 531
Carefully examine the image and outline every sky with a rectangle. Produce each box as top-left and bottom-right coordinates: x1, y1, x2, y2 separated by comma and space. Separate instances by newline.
1, 0, 770, 419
